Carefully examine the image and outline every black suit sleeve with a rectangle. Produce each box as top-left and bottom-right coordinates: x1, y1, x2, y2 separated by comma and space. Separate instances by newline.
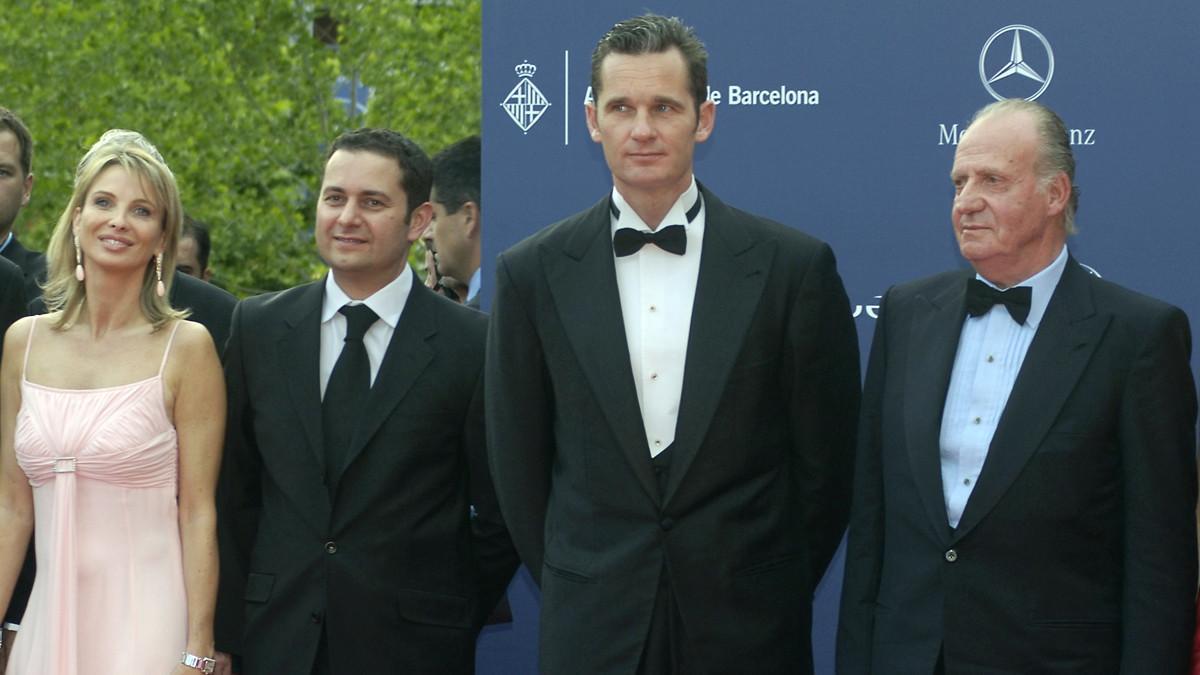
835, 287, 891, 674
485, 252, 553, 585
787, 242, 860, 586
214, 301, 262, 654
463, 365, 519, 623
1118, 305, 1197, 672
0, 261, 29, 626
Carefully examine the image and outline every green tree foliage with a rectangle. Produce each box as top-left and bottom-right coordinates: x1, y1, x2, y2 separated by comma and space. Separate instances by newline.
0, 0, 480, 295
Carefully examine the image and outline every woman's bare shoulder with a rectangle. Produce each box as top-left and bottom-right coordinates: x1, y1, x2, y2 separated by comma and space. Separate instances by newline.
169, 319, 219, 358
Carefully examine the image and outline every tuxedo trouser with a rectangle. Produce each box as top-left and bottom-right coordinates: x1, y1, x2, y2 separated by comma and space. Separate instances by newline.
637, 446, 687, 674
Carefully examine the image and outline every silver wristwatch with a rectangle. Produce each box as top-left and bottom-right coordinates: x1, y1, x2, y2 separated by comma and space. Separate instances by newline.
181, 652, 216, 674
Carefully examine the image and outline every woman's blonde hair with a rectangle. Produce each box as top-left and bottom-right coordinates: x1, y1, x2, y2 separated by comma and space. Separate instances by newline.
43, 129, 188, 330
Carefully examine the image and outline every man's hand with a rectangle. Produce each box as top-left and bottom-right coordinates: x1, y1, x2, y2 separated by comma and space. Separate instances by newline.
213, 650, 236, 675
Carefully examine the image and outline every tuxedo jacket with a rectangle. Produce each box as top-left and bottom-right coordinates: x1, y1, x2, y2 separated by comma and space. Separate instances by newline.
216, 274, 516, 675
837, 259, 1198, 674
486, 185, 861, 674
0, 236, 46, 310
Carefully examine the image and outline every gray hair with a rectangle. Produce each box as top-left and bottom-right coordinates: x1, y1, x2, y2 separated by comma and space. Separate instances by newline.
968, 99, 1079, 234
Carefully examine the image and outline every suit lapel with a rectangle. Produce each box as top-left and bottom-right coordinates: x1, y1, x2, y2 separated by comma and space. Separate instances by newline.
280, 282, 328, 474
904, 274, 970, 544
331, 274, 435, 488
273, 281, 334, 523
662, 187, 771, 503
545, 197, 660, 504
954, 260, 1108, 540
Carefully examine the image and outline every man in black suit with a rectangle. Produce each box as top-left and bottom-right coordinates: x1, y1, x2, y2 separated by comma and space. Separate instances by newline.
0, 108, 45, 307
428, 136, 482, 308
837, 99, 1197, 674
215, 128, 515, 674
486, 14, 860, 674
177, 215, 215, 282
0, 107, 38, 657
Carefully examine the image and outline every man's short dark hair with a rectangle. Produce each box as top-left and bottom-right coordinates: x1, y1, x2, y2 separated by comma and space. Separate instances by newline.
590, 14, 708, 114
328, 128, 432, 218
432, 136, 480, 215
182, 214, 212, 271
0, 106, 34, 177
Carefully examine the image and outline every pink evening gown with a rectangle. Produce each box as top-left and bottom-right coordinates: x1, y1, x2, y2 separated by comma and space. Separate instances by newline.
7, 318, 187, 675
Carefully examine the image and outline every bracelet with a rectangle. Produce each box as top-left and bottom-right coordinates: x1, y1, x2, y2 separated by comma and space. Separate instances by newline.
180, 652, 216, 674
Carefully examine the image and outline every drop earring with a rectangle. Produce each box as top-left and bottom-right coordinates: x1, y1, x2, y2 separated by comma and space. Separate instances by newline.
155, 252, 165, 297
74, 235, 85, 282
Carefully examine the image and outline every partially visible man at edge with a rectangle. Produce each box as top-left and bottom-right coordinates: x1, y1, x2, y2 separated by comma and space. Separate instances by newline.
0, 107, 46, 307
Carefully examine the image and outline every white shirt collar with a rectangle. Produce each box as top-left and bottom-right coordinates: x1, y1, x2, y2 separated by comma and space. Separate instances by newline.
610, 177, 700, 233
976, 245, 1068, 330
466, 268, 482, 302
321, 265, 413, 329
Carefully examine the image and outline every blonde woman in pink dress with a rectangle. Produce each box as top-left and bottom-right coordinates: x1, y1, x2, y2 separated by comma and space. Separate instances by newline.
0, 130, 223, 675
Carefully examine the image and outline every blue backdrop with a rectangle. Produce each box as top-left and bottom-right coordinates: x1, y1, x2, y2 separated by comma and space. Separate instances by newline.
476, 3, 1200, 672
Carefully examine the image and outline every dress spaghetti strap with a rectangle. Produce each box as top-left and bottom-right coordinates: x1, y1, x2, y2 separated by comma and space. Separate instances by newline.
22, 314, 38, 379
158, 321, 183, 377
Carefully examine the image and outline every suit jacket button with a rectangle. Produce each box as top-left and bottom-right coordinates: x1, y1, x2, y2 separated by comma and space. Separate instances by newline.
310, 612, 323, 624
660, 518, 674, 531
325, 541, 338, 554
944, 548, 958, 563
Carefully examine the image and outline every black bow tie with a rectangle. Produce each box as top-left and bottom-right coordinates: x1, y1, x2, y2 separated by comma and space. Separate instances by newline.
613, 225, 687, 256
965, 278, 1032, 325
610, 192, 702, 257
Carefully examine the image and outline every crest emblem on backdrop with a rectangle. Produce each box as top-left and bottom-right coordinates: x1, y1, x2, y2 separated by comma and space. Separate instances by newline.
502, 61, 552, 133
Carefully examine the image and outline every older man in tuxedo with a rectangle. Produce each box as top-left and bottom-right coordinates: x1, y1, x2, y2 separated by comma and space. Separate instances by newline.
487, 14, 860, 675
837, 99, 1198, 674
216, 128, 514, 674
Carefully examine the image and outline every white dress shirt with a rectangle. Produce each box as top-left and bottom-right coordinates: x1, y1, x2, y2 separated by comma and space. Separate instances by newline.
319, 265, 412, 399
940, 246, 1068, 527
611, 178, 704, 458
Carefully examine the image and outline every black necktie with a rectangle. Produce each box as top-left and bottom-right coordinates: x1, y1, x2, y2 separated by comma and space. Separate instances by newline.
611, 192, 703, 257
322, 304, 379, 481
965, 278, 1032, 325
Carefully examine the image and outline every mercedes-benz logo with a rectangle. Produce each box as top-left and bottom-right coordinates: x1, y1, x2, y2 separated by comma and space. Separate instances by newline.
979, 25, 1055, 101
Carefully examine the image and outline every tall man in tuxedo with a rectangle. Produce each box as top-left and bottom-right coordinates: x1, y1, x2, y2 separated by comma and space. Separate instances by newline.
486, 14, 860, 674
216, 128, 515, 674
837, 99, 1198, 674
